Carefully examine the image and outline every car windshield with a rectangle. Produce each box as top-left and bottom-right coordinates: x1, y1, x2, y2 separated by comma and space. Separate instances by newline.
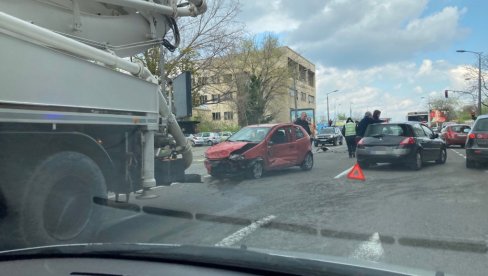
227, 127, 271, 142
319, 128, 335, 134
473, 118, 488, 131
365, 124, 409, 137
3, 1, 488, 276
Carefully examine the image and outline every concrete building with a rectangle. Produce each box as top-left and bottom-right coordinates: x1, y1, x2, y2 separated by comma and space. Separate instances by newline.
192, 46, 316, 130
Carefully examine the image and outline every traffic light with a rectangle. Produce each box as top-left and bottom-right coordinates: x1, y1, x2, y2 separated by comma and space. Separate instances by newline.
444, 90, 448, 98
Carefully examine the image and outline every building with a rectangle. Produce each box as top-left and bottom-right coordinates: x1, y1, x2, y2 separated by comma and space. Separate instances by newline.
192, 46, 316, 130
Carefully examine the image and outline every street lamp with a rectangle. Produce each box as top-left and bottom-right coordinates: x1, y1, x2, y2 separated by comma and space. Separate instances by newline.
326, 89, 339, 124
456, 49, 483, 116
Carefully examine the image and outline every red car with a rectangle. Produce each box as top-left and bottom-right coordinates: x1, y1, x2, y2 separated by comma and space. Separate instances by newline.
440, 124, 471, 147
204, 123, 313, 179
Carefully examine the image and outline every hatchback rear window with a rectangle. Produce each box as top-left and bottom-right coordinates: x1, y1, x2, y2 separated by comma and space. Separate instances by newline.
473, 118, 488, 131
451, 125, 471, 133
365, 124, 410, 137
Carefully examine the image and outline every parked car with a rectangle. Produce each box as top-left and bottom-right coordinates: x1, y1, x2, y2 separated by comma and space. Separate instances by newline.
192, 132, 221, 146
465, 115, 488, 168
356, 122, 446, 170
219, 131, 233, 141
204, 123, 313, 178
314, 127, 343, 147
184, 133, 195, 145
440, 124, 471, 147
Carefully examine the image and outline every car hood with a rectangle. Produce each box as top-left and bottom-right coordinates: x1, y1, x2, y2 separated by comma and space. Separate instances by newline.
206, 141, 253, 159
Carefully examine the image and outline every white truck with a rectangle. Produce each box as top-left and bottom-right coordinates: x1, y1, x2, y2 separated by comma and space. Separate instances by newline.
0, 0, 206, 248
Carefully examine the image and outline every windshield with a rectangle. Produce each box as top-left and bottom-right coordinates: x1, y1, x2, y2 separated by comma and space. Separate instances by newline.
319, 128, 335, 134
227, 127, 270, 142
365, 124, 409, 137
2, 1, 488, 276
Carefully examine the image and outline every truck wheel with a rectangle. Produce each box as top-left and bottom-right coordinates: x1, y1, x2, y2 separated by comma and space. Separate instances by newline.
18, 151, 107, 246
207, 140, 213, 146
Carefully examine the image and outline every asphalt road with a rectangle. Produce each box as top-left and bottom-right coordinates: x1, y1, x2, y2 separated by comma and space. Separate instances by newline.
98, 144, 488, 275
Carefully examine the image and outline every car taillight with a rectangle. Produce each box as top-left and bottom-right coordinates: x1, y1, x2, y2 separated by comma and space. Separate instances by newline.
469, 133, 475, 139
400, 137, 415, 145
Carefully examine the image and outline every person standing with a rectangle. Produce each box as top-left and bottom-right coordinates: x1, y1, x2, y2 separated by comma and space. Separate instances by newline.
372, 109, 384, 123
342, 118, 357, 158
295, 112, 312, 135
356, 111, 373, 139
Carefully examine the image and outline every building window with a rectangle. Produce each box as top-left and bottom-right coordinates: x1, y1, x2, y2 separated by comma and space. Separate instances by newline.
299, 65, 307, 82
197, 77, 208, 85
288, 58, 298, 74
199, 95, 208, 105
308, 71, 315, 87
211, 94, 220, 103
301, 92, 306, 102
222, 92, 233, 101
212, 112, 221, 120
308, 95, 315, 104
224, 111, 234, 120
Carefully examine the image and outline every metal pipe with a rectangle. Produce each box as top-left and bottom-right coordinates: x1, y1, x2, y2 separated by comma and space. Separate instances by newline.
142, 129, 157, 189
84, 0, 207, 17
0, 11, 154, 81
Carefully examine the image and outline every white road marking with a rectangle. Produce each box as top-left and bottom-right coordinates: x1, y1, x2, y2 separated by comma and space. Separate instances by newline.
351, 232, 384, 262
215, 215, 276, 247
450, 149, 467, 159
194, 159, 205, 162
334, 166, 354, 179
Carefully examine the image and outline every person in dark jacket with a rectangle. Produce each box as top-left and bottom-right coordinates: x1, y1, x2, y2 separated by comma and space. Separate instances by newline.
294, 112, 311, 135
372, 109, 385, 123
356, 111, 373, 138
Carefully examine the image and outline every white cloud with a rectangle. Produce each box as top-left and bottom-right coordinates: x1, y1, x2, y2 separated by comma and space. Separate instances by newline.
313, 59, 468, 121
418, 60, 433, 76
238, 0, 467, 68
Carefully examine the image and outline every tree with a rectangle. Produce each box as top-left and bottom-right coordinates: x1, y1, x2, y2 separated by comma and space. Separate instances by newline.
220, 35, 291, 126
462, 55, 488, 113
336, 113, 347, 120
132, 0, 243, 107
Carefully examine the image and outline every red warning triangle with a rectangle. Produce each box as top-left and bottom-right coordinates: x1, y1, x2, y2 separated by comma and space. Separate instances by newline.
347, 163, 365, 181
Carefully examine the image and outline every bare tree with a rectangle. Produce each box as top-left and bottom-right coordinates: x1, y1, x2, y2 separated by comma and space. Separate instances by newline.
216, 35, 291, 126
462, 55, 488, 112
133, 0, 243, 106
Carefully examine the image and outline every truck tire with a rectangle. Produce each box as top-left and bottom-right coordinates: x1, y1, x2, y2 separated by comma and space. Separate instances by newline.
18, 151, 107, 246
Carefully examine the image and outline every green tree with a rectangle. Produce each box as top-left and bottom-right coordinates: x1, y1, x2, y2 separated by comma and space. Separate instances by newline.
428, 96, 460, 121
224, 35, 291, 126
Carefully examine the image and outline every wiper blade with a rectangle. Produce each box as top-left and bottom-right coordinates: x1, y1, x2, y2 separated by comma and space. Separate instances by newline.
371, 134, 384, 138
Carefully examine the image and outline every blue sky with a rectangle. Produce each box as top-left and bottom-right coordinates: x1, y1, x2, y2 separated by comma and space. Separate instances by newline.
237, 0, 487, 121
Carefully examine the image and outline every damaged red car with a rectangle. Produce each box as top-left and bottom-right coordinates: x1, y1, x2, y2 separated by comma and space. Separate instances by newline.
204, 123, 314, 179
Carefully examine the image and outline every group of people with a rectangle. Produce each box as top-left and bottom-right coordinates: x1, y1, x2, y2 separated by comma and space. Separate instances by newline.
293, 110, 385, 158
341, 110, 384, 158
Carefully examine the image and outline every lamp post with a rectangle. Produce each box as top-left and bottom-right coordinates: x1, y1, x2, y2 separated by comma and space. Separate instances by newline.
456, 50, 483, 116
326, 90, 339, 124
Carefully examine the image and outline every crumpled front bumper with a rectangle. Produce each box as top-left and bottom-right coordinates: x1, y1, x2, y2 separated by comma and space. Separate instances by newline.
204, 158, 256, 176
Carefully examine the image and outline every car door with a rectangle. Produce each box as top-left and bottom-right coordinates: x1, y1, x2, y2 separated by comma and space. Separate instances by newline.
294, 125, 309, 163
422, 125, 442, 159
413, 124, 433, 160
267, 127, 294, 168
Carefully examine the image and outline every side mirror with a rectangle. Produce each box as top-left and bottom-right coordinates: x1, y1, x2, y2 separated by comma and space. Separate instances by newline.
463, 128, 470, 133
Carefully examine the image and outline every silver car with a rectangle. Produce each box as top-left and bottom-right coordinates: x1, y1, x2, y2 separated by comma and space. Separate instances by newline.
192, 132, 221, 146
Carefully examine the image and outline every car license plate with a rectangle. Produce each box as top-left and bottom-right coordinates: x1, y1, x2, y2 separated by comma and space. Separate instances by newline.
370, 146, 388, 155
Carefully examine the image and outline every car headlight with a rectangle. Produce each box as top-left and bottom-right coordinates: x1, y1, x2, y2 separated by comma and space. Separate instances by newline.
229, 154, 245, 161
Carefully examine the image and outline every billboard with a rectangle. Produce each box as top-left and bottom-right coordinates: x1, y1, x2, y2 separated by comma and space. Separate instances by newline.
290, 108, 315, 125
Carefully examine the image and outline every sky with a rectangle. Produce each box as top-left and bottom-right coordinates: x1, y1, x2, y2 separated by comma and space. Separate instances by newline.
236, 0, 487, 121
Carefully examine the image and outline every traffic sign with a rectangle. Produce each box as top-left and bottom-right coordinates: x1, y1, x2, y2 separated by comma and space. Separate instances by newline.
347, 163, 365, 181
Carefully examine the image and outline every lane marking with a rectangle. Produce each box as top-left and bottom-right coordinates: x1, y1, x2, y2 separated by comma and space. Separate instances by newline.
350, 232, 384, 262
215, 215, 276, 247
450, 149, 466, 159
334, 166, 354, 179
